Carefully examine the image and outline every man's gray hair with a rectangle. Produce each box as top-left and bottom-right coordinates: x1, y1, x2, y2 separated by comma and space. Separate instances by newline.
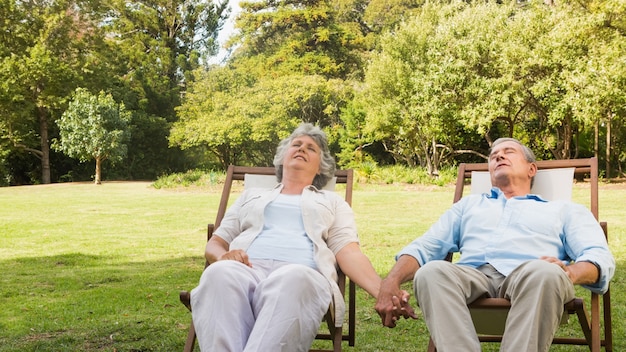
490, 137, 536, 163
273, 123, 336, 189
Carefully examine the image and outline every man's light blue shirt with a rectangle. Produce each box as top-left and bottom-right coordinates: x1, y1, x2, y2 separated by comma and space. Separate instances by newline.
397, 188, 614, 294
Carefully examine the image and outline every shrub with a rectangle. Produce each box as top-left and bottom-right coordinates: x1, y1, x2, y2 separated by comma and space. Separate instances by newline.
152, 169, 225, 189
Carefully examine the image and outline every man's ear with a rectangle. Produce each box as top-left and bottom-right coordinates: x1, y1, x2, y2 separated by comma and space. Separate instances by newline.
528, 162, 538, 178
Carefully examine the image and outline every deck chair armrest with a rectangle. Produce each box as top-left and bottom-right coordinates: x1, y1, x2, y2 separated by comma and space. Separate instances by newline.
180, 291, 192, 311
207, 223, 215, 241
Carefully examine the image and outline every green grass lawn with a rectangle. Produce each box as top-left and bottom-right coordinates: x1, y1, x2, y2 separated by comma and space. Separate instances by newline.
0, 181, 623, 351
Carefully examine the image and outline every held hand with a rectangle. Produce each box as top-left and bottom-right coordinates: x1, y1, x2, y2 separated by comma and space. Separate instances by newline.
219, 249, 252, 267
375, 281, 418, 328
397, 290, 418, 320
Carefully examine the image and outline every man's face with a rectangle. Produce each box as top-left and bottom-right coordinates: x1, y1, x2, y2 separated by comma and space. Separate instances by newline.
488, 141, 536, 188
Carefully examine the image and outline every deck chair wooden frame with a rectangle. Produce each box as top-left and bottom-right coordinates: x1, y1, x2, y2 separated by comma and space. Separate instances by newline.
427, 157, 612, 352
179, 165, 357, 352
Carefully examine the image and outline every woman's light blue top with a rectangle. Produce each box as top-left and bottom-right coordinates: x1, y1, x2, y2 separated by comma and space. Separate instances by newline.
247, 194, 317, 269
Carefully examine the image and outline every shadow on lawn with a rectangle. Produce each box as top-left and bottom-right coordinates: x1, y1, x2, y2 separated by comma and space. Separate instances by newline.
0, 253, 205, 352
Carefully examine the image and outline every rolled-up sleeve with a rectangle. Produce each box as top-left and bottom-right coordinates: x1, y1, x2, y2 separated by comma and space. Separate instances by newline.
563, 203, 615, 295
396, 200, 463, 265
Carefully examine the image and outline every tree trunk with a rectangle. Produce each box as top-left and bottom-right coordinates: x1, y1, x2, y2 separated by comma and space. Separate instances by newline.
39, 106, 51, 184
562, 118, 572, 159
95, 156, 102, 185
431, 137, 439, 176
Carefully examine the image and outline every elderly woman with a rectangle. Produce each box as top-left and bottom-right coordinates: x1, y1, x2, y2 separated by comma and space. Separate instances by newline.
190, 123, 385, 351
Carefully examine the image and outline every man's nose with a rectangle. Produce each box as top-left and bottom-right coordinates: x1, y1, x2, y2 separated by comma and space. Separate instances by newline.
492, 152, 504, 161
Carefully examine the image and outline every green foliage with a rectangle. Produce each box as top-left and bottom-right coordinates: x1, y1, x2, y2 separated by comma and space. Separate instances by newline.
103, 0, 229, 115
0, 0, 228, 184
171, 65, 352, 167
354, 0, 626, 174
363, 0, 425, 34
152, 169, 226, 188
233, 0, 367, 79
2, 0, 626, 183
54, 88, 131, 182
0, 0, 105, 183
122, 112, 178, 180
152, 164, 457, 189
353, 163, 458, 186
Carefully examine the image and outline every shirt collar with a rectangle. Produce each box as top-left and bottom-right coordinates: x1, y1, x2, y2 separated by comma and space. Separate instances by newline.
487, 187, 548, 202
276, 183, 322, 193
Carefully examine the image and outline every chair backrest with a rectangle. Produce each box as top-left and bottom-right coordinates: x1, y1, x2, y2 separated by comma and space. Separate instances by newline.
454, 158, 599, 220
469, 168, 575, 201
244, 174, 337, 191
214, 165, 353, 233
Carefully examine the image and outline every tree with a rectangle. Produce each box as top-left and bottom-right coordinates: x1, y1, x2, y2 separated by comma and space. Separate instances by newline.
54, 88, 131, 184
0, 0, 228, 184
0, 0, 101, 184
94, 0, 229, 179
230, 0, 366, 80
171, 65, 351, 167
356, 1, 480, 174
103, 0, 228, 120
355, 0, 626, 174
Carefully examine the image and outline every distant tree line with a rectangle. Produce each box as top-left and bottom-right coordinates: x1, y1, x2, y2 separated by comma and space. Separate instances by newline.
1, 0, 624, 185
0, 0, 228, 185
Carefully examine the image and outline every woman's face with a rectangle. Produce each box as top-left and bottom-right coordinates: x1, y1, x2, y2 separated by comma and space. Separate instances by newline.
282, 135, 322, 176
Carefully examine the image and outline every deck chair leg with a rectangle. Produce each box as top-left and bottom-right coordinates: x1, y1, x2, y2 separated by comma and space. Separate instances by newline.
591, 294, 601, 352
427, 337, 437, 352
348, 281, 356, 346
332, 325, 343, 352
183, 319, 196, 352
603, 290, 613, 352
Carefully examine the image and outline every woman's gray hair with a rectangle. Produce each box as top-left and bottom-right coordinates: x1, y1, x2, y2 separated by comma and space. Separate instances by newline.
273, 123, 336, 189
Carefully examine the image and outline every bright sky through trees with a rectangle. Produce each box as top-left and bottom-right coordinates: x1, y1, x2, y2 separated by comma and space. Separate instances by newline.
210, 0, 241, 64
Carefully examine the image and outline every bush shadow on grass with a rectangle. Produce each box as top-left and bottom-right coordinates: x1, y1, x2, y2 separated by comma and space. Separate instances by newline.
0, 252, 205, 352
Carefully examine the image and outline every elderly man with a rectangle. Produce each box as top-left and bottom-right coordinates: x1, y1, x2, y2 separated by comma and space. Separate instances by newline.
375, 138, 614, 352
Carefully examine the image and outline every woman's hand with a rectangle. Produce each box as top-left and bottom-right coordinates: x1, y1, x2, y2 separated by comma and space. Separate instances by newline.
375, 280, 418, 328
219, 249, 252, 267
205, 236, 251, 266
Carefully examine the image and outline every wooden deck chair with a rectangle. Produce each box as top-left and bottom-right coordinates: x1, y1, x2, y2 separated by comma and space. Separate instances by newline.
179, 165, 357, 352
427, 157, 612, 352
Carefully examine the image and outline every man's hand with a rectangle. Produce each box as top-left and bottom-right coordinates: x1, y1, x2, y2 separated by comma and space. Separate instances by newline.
540, 256, 567, 269
540, 256, 599, 285
375, 280, 418, 328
